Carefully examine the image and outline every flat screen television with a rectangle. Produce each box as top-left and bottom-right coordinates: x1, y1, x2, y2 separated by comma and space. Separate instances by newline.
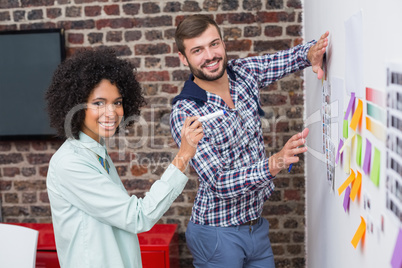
0, 28, 65, 140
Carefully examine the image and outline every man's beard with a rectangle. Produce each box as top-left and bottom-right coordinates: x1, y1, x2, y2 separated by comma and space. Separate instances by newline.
188, 55, 228, 82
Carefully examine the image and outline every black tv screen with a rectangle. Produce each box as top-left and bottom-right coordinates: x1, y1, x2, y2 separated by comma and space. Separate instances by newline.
0, 28, 65, 139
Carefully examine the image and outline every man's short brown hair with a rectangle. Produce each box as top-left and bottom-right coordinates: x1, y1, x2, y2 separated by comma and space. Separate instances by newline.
175, 14, 222, 56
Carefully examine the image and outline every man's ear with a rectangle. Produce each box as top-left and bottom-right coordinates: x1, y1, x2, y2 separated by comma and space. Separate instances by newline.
178, 52, 188, 67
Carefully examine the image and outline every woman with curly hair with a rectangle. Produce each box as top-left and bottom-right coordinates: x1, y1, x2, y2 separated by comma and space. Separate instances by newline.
45, 47, 203, 268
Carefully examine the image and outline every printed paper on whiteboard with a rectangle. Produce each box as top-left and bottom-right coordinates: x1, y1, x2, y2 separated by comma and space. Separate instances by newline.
345, 10, 365, 98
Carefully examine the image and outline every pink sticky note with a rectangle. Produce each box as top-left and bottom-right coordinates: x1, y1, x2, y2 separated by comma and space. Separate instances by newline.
344, 92, 356, 120
391, 228, 402, 268
336, 139, 344, 165
363, 139, 372, 175
343, 186, 351, 212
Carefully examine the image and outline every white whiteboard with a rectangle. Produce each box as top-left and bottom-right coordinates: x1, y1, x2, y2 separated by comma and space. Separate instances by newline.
304, 0, 402, 267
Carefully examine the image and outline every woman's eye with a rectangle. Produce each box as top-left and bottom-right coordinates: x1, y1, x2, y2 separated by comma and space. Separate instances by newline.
93, 101, 105, 106
115, 101, 123, 106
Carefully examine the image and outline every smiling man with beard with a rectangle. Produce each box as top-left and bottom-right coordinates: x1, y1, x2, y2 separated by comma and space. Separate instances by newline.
170, 14, 328, 268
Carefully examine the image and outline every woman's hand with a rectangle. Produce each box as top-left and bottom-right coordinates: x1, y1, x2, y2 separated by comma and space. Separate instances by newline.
172, 116, 204, 172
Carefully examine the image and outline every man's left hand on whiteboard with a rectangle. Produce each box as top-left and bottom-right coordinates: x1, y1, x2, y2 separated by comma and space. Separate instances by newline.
308, 31, 329, 80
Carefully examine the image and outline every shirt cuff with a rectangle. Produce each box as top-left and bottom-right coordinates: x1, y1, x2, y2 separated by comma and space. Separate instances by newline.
160, 164, 189, 195
304, 40, 317, 65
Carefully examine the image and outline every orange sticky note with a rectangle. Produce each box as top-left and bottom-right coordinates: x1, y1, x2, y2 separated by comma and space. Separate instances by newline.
350, 99, 363, 131
351, 216, 366, 248
350, 171, 362, 201
338, 169, 356, 195
366, 116, 372, 131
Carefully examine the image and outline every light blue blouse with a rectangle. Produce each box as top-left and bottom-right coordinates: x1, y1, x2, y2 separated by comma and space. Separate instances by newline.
47, 132, 188, 267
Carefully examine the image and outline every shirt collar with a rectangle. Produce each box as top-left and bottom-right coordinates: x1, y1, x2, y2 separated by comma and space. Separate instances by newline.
69, 132, 108, 159
172, 66, 265, 116
172, 66, 237, 106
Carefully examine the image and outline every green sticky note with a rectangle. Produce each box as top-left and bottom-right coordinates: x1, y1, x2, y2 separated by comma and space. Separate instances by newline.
356, 134, 362, 166
370, 147, 381, 187
343, 119, 348, 139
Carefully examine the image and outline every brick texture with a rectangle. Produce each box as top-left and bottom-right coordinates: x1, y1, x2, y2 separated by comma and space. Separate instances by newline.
0, 0, 306, 267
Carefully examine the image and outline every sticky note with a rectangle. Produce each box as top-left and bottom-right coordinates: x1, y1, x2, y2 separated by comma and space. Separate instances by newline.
350, 171, 362, 201
343, 119, 348, 139
340, 149, 343, 164
343, 145, 351, 174
391, 228, 402, 268
343, 186, 351, 212
363, 139, 372, 175
366, 115, 372, 130
336, 139, 344, 165
339, 131, 355, 154
366, 87, 386, 107
366, 116, 386, 142
338, 169, 356, 195
367, 102, 386, 125
351, 216, 366, 249
344, 92, 356, 120
370, 147, 381, 187
356, 134, 362, 166
350, 99, 363, 131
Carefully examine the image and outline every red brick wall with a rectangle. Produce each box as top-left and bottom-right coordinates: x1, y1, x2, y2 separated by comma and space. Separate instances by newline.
0, 1, 307, 267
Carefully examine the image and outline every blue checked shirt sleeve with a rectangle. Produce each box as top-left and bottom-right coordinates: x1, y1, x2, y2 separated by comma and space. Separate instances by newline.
170, 107, 274, 200
233, 41, 316, 89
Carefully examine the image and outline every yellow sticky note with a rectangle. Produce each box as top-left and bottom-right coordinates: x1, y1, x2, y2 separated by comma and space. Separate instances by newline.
350, 171, 362, 201
343, 145, 351, 174
351, 216, 366, 248
356, 134, 362, 166
338, 169, 356, 195
339, 131, 356, 154
366, 117, 386, 142
370, 147, 381, 187
350, 99, 363, 131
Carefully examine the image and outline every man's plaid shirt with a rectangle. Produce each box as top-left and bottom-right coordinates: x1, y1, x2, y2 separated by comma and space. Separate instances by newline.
170, 41, 315, 227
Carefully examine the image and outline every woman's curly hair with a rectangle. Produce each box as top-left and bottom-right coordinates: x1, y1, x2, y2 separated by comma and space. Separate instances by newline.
46, 47, 145, 139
